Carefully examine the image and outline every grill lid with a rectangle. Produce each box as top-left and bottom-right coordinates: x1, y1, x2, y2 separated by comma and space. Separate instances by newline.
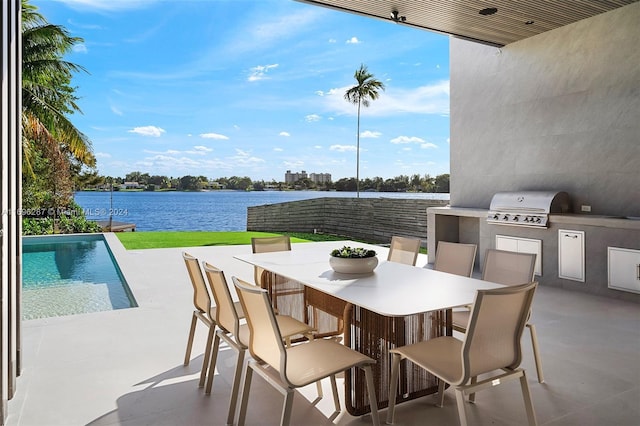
487, 191, 570, 227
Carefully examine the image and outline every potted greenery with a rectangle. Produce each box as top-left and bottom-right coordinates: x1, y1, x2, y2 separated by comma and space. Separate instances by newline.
329, 246, 378, 274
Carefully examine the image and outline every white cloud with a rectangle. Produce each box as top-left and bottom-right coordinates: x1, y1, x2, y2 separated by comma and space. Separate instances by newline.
73, 44, 88, 53
230, 149, 265, 165
346, 37, 360, 44
320, 80, 450, 116
193, 146, 213, 153
391, 136, 425, 144
315, 90, 325, 97
330, 144, 356, 152
128, 126, 165, 137
361, 130, 381, 138
273, 147, 284, 152
200, 133, 229, 140
421, 142, 438, 149
314, 145, 322, 149
305, 114, 321, 122
279, 131, 290, 137
248, 64, 279, 82
95, 152, 111, 158
110, 105, 123, 116
328, 38, 337, 43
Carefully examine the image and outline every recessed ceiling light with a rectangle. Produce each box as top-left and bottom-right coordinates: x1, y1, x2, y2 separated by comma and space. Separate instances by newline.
525, 20, 535, 25
479, 7, 498, 16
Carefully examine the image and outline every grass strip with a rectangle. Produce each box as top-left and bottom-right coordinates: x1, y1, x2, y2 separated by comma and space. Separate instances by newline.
115, 231, 348, 250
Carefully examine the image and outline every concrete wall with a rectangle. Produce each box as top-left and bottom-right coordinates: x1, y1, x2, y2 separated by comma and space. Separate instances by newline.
449, 3, 640, 217
247, 197, 449, 245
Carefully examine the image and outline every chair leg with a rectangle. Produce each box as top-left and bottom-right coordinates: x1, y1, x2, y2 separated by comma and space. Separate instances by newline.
454, 388, 469, 426
362, 365, 380, 426
519, 370, 538, 426
386, 353, 401, 424
205, 333, 221, 395
184, 313, 198, 365
236, 361, 253, 426
527, 323, 545, 383
437, 379, 446, 407
226, 348, 246, 426
280, 388, 295, 426
199, 324, 216, 388
468, 376, 477, 403
315, 379, 323, 399
330, 375, 340, 412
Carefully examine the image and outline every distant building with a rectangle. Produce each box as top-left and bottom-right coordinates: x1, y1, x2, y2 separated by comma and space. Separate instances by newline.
310, 173, 331, 184
285, 170, 307, 184
120, 182, 141, 190
285, 170, 331, 184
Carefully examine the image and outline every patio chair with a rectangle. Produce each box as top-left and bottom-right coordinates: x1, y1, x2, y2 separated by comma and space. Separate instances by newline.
251, 235, 292, 288
202, 263, 319, 425
433, 241, 477, 277
452, 249, 544, 383
182, 252, 220, 388
387, 236, 421, 266
232, 276, 380, 426
387, 281, 538, 426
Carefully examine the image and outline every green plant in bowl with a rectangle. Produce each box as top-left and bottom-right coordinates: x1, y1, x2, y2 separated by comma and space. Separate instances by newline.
330, 246, 377, 258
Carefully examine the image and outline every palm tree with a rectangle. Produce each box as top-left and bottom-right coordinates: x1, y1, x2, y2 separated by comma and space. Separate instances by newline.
22, 0, 95, 174
344, 64, 385, 197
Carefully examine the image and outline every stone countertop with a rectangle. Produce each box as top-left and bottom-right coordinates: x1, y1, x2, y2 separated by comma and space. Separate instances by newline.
427, 206, 640, 230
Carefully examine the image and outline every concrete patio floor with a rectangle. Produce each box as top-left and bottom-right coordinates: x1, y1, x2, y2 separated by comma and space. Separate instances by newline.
6, 234, 640, 426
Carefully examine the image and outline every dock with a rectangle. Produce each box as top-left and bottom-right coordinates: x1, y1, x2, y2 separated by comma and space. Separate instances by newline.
95, 220, 136, 232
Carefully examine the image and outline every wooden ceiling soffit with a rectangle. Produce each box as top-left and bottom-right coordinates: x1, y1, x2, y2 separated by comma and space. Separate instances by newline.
295, 0, 638, 47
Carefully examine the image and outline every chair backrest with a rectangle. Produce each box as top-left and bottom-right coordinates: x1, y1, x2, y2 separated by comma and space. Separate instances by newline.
251, 236, 292, 286
387, 236, 421, 266
482, 249, 536, 285
433, 241, 477, 277
182, 252, 210, 314
251, 235, 291, 254
461, 281, 538, 384
203, 262, 240, 337
232, 276, 287, 376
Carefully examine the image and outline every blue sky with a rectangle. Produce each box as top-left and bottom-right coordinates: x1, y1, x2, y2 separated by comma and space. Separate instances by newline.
33, 0, 451, 182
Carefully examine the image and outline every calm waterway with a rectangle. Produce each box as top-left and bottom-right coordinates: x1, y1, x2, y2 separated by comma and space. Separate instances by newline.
74, 190, 449, 232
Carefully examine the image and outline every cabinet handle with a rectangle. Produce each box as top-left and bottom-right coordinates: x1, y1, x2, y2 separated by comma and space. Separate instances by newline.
637, 264, 640, 281
564, 234, 578, 239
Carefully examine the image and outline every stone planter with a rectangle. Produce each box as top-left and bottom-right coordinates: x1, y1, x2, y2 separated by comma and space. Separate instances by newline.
329, 256, 378, 274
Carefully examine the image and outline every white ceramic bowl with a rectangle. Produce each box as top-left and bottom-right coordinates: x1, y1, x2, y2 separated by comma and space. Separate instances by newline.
329, 256, 378, 274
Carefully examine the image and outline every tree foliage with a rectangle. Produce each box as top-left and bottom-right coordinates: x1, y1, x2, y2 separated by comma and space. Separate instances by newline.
344, 64, 385, 197
21, 0, 97, 234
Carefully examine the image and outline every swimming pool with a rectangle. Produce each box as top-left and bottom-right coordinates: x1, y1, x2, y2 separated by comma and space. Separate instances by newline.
22, 234, 137, 320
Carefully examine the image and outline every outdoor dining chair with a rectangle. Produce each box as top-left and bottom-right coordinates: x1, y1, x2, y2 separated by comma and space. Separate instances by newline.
452, 249, 544, 383
433, 241, 477, 277
387, 235, 420, 266
251, 235, 292, 289
202, 263, 319, 425
182, 252, 228, 388
387, 281, 539, 426
387, 236, 421, 266
232, 276, 381, 426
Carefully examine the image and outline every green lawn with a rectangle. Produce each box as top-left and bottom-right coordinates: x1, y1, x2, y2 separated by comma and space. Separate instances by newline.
115, 231, 348, 250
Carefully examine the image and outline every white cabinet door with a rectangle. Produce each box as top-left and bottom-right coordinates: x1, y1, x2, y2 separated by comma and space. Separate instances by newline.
558, 230, 585, 282
496, 235, 542, 276
608, 247, 640, 294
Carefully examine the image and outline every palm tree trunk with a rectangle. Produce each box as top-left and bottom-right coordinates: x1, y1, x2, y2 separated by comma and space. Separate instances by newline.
356, 100, 361, 198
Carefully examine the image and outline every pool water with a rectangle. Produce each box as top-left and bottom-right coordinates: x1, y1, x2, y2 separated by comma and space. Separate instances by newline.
22, 234, 137, 320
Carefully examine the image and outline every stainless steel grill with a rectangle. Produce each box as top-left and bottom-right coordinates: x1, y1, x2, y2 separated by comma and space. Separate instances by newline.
487, 191, 570, 228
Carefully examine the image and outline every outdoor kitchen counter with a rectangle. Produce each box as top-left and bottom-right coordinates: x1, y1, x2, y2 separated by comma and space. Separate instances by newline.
426, 206, 640, 229
551, 213, 640, 230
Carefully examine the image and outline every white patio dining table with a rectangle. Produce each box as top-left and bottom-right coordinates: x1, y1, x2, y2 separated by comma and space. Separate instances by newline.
234, 240, 503, 416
